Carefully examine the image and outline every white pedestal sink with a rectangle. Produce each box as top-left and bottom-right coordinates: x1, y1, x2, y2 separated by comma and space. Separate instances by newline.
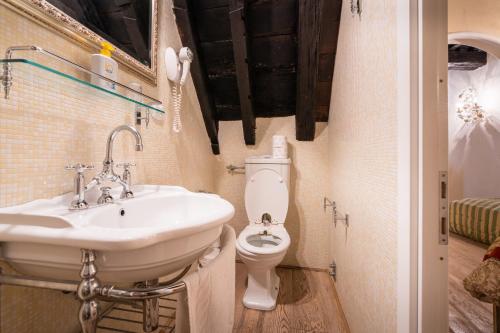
0, 185, 235, 283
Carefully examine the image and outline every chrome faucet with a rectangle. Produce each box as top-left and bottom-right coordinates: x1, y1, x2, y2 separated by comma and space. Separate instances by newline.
65, 163, 95, 210
85, 125, 143, 200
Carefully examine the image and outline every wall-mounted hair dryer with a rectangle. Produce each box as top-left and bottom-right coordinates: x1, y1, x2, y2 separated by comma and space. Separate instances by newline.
165, 46, 193, 133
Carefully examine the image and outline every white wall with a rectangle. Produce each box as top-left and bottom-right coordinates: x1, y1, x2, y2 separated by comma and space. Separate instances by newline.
448, 55, 500, 200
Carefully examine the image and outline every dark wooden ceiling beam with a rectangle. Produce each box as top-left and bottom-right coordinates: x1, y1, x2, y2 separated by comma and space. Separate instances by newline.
315, 0, 342, 122
173, 0, 220, 154
229, 0, 256, 145
448, 44, 487, 71
295, 0, 321, 141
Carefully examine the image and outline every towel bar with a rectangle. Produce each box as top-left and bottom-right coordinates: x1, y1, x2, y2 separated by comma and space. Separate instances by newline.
323, 197, 349, 226
99, 281, 186, 300
226, 164, 245, 175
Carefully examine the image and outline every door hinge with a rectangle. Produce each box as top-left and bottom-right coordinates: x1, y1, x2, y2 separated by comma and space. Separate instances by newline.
439, 171, 448, 245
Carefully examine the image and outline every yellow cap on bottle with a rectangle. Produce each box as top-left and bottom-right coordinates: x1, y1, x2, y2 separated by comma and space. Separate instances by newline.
99, 42, 115, 57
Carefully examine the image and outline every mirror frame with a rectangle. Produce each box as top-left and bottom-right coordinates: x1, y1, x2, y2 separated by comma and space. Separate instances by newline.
2, 0, 159, 84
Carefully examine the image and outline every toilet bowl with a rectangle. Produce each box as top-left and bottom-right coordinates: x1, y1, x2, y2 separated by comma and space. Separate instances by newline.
236, 225, 290, 310
236, 155, 291, 311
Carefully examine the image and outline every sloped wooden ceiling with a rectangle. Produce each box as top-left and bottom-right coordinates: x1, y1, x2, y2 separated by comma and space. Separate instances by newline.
173, 0, 341, 154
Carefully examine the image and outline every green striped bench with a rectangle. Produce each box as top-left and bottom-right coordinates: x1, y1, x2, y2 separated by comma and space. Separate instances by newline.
449, 198, 500, 245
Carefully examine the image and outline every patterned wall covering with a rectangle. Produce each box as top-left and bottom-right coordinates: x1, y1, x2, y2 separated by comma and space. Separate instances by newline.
328, 1, 398, 332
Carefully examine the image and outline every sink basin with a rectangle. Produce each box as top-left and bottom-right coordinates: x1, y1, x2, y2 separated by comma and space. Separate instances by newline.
0, 185, 234, 283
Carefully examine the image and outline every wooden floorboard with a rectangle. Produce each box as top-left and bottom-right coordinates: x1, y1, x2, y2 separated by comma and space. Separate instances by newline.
448, 233, 493, 333
234, 263, 350, 333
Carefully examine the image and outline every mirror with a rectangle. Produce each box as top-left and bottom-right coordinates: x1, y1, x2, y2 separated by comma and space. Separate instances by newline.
3, 0, 159, 83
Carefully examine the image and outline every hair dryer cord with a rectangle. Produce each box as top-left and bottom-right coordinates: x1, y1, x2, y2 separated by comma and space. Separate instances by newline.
172, 83, 183, 133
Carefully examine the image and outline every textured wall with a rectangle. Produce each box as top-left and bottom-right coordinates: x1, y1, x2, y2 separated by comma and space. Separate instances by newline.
448, 55, 500, 201
449, 0, 500, 36
448, 0, 500, 201
0, 1, 216, 331
328, 1, 398, 332
215, 117, 331, 269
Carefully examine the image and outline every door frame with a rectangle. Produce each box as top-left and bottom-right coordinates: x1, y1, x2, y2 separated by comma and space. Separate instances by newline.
397, 0, 449, 332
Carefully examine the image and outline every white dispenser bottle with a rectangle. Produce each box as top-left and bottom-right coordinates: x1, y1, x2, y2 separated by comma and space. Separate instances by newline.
90, 42, 118, 90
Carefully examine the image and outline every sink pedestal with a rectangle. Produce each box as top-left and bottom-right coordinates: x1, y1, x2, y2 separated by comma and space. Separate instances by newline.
77, 249, 100, 333
139, 279, 160, 332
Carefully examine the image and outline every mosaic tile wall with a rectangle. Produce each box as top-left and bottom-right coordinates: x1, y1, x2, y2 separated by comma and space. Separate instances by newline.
328, 1, 398, 332
0, 1, 217, 331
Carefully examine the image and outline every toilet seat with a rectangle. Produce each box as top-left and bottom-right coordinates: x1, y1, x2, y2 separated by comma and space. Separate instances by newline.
237, 225, 290, 255
245, 169, 289, 225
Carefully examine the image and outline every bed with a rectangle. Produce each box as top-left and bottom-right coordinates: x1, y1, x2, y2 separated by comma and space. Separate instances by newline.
451, 199, 500, 332
449, 198, 500, 245
463, 235, 500, 332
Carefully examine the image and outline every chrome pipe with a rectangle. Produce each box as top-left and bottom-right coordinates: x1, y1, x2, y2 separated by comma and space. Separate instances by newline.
158, 265, 191, 287
98, 281, 186, 301
0, 267, 189, 302
0, 273, 78, 292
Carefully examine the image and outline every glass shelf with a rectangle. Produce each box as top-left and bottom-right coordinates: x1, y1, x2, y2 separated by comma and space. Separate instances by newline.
0, 59, 164, 113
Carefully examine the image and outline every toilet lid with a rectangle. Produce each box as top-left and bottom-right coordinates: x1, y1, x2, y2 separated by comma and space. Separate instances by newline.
245, 169, 288, 225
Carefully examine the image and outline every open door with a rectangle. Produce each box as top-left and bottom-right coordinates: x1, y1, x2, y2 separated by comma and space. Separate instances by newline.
418, 0, 449, 331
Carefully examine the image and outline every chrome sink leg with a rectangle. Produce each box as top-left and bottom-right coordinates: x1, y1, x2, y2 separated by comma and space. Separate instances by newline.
77, 249, 100, 333
138, 279, 160, 332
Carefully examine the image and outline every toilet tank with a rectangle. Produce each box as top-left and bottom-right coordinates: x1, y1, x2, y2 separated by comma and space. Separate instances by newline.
245, 155, 291, 188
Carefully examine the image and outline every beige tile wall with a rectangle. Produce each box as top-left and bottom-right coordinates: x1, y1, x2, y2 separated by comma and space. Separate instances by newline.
215, 117, 331, 269
328, 1, 398, 332
0, 1, 216, 331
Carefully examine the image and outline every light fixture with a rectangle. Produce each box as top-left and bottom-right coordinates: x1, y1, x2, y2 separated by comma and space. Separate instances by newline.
456, 87, 485, 122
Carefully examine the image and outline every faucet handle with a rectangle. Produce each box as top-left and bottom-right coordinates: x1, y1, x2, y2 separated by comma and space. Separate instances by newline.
65, 164, 94, 211
116, 163, 135, 199
116, 162, 136, 170
65, 164, 94, 173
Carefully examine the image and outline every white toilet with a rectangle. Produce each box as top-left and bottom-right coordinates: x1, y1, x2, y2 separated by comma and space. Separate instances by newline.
236, 155, 291, 311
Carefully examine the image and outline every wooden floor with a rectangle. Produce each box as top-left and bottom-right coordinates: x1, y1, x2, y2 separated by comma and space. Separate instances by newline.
233, 263, 350, 333
449, 234, 493, 333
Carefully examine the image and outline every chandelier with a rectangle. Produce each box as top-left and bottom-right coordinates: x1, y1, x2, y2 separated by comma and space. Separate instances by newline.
456, 87, 485, 123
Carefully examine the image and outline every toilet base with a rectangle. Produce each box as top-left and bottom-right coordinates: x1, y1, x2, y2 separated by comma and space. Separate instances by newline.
242, 267, 280, 311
